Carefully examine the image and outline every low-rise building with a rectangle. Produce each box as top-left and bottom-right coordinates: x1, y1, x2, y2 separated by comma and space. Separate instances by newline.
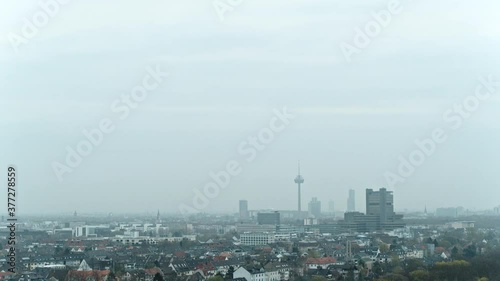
240, 233, 275, 246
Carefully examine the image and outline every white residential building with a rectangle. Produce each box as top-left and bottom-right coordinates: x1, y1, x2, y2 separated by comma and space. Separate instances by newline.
234, 267, 266, 281
233, 265, 289, 281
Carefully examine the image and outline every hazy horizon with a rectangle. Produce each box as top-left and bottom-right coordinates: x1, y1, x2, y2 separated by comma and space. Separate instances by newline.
1, 0, 499, 215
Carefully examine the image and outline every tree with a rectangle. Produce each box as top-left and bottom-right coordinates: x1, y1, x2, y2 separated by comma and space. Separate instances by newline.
405, 259, 424, 274
409, 270, 430, 281
244, 255, 252, 264
358, 268, 368, 281
431, 260, 471, 281
114, 263, 125, 276
373, 261, 383, 277
225, 266, 235, 280
392, 266, 405, 276
376, 273, 408, 281
165, 271, 179, 281
107, 271, 117, 281
310, 276, 327, 281
54, 246, 63, 256
346, 270, 355, 281
207, 275, 224, 281
63, 248, 71, 256
464, 244, 477, 258
308, 249, 321, 258
152, 273, 164, 281
432, 239, 439, 247
439, 240, 451, 249
470, 249, 500, 279
391, 254, 401, 269
466, 228, 479, 242
379, 243, 390, 254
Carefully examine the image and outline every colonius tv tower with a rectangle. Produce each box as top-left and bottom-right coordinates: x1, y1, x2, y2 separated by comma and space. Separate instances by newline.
294, 161, 304, 213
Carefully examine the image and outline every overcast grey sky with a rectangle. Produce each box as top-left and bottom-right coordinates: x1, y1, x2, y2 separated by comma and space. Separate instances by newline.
1, 0, 499, 215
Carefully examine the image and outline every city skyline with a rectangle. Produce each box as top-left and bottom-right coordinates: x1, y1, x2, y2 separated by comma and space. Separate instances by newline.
5, 157, 499, 215
1, 1, 499, 280
2, 0, 499, 215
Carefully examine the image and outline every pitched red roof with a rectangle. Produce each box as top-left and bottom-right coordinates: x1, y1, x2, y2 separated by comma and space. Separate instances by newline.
0, 272, 14, 280
195, 263, 215, 275
144, 268, 163, 276
305, 257, 337, 265
65, 270, 110, 281
175, 251, 186, 257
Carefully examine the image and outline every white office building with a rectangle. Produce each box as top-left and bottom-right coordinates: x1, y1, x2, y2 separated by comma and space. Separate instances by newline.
240, 232, 275, 246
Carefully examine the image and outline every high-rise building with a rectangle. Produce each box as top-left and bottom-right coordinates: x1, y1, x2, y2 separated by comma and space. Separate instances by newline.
366, 188, 395, 223
257, 211, 280, 225
239, 200, 249, 220
347, 189, 355, 212
328, 200, 335, 213
308, 197, 321, 218
339, 188, 404, 232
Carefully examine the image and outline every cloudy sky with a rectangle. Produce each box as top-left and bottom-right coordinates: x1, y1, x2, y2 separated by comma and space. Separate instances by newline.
1, 0, 499, 215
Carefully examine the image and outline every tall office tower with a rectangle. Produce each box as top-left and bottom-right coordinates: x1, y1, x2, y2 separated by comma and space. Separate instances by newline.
239, 200, 249, 220
366, 188, 395, 223
329, 200, 335, 213
347, 189, 355, 212
308, 197, 322, 218
340, 188, 403, 232
294, 161, 304, 212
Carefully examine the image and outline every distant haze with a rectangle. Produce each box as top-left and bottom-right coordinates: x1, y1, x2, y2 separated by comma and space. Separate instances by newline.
1, 0, 499, 214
